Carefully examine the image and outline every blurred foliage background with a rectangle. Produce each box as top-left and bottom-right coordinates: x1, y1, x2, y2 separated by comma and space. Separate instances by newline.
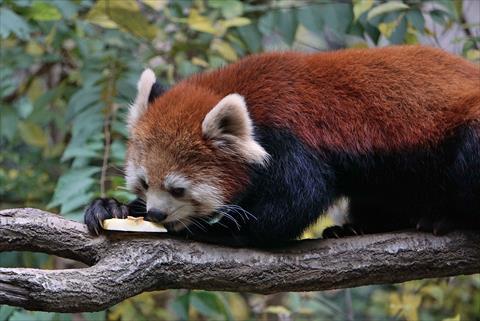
0, 0, 479, 320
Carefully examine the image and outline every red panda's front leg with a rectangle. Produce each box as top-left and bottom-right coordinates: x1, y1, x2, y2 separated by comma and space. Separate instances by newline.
84, 198, 145, 235
234, 128, 337, 246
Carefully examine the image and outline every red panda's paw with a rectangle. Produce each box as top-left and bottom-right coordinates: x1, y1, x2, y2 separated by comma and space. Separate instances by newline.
322, 224, 363, 239
84, 198, 129, 235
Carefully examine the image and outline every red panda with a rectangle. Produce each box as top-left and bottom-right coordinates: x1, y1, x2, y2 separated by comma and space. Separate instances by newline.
85, 45, 480, 246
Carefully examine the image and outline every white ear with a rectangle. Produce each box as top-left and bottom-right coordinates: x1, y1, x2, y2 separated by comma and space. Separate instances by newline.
128, 68, 156, 131
202, 93, 269, 165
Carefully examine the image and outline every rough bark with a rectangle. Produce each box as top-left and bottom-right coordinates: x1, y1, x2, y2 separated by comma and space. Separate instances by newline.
1, 208, 479, 313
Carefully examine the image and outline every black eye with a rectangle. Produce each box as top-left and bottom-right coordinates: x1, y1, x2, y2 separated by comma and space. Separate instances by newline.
170, 187, 185, 198
140, 178, 149, 190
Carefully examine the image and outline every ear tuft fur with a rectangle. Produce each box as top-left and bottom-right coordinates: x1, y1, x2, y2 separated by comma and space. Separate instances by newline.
148, 82, 165, 103
202, 93, 270, 165
128, 68, 157, 131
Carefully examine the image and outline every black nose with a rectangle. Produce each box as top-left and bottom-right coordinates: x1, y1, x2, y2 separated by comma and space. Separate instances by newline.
145, 209, 167, 223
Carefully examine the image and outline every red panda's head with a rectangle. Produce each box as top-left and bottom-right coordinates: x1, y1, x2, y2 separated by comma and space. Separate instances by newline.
125, 69, 269, 231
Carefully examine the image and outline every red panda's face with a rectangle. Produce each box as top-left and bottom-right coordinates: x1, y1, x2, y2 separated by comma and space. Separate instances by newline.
124, 69, 269, 231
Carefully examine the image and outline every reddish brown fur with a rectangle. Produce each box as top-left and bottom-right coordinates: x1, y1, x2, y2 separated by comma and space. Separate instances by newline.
132, 46, 480, 196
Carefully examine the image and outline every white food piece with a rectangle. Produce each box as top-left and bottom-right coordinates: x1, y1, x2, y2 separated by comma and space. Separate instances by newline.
102, 216, 167, 233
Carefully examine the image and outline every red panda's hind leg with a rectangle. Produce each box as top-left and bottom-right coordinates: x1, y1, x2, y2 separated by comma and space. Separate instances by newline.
449, 122, 480, 231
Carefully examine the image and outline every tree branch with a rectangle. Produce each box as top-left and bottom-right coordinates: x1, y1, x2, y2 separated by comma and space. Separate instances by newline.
1, 208, 479, 312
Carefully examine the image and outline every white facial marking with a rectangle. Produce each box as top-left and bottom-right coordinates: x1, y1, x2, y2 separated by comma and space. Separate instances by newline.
164, 173, 190, 190
144, 172, 224, 227
128, 68, 156, 132
191, 183, 223, 213
202, 93, 270, 166
146, 189, 192, 222
125, 160, 146, 191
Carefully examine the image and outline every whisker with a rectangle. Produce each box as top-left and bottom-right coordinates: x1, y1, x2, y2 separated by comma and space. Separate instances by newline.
220, 204, 257, 222
184, 217, 207, 232
217, 210, 241, 230
177, 218, 193, 234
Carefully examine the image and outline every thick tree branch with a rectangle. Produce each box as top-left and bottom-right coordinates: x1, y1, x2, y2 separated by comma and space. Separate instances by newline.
0, 208, 479, 312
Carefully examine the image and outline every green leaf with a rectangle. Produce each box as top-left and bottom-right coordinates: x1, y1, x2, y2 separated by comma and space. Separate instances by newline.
16, 97, 34, 119
220, 0, 243, 19
18, 121, 48, 147
51, 0, 78, 19
9, 311, 58, 321
172, 293, 191, 321
67, 86, 101, 120
0, 306, 15, 321
367, 1, 409, 21
389, 15, 407, 44
48, 167, 99, 210
435, 0, 458, 19
86, 0, 157, 39
0, 8, 31, 39
28, 1, 62, 21
0, 106, 18, 141
276, 9, 297, 45
82, 311, 107, 321
191, 291, 228, 319
406, 10, 425, 32
177, 60, 200, 77
110, 139, 126, 162
429, 9, 450, 25
258, 11, 275, 35
296, 6, 323, 35
237, 24, 262, 53
297, 3, 352, 36
61, 191, 94, 214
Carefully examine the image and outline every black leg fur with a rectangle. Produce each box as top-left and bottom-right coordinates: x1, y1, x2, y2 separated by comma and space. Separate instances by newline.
232, 128, 336, 246
84, 197, 146, 235
448, 122, 480, 231
330, 122, 480, 237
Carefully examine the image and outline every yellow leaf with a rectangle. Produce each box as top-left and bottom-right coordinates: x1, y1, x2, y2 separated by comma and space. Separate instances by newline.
18, 121, 48, 148
141, 0, 167, 10
466, 49, 480, 62
353, 0, 374, 20
26, 78, 44, 101
350, 42, 369, 48
265, 305, 291, 316
211, 39, 238, 61
26, 41, 44, 56
226, 293, 250, 320
443, 314, 461, 321
192, 57, 209, 68
187, 9, 217, 34
401, 294, 422, 321
86, 0, 157, 39
405, 26, 418, 44
388, 293, 402, 317
8, 169, 19, 179
86, 0, 124, 28
220, 17, 251, 29
378, 21, 397, 38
